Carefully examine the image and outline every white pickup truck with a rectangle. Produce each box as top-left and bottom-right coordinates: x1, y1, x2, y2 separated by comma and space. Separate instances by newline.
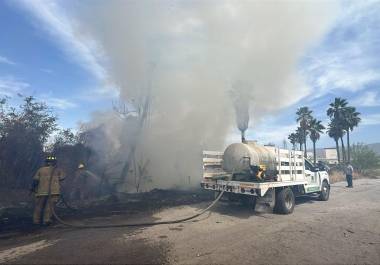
201, 141, 330, 214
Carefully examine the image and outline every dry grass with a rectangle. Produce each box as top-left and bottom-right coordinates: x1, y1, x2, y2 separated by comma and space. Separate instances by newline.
328, 168, 380, 184
329, 170, 346, 184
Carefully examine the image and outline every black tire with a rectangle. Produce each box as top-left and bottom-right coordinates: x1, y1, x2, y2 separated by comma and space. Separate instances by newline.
319, 181, 330, 201
274, 188, 295, 214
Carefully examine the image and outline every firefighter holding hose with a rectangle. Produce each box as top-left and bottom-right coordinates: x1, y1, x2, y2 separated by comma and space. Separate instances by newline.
70, 163, 101, 206
31, 156, 65, 226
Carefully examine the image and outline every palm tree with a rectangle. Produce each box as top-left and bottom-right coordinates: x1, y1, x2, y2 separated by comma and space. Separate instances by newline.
288, 133, 297, 150
327, 98, 349, 162
296, 107, 313, 157
340, 133, 347, 162
327, 120, 344, 164
343, 107, 361, 163
296, 126, 307, 151
309, 118, 325, 165
327, 97, 348, 120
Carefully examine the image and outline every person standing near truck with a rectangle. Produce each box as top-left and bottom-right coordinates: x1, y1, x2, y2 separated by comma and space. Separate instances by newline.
31, 156, 65, 225
345, 162, 354, 188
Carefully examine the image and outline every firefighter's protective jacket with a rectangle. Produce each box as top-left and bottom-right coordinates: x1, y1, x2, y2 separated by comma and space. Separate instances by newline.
33, 166, 65, 196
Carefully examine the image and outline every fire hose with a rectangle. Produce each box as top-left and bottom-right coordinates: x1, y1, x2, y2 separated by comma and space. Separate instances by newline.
47, 167, 229, 229
51, 190, 225, 229
45, 159, 245, 229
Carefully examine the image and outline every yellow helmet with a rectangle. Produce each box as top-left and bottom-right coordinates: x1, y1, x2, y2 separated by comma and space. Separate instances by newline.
45, 155, 57, 163
78, 163, 85, 169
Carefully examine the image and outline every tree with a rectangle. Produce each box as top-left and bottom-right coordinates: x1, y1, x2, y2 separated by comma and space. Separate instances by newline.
295, 127, 306, 151
309, 118, 325, 165
327, 97, 348, 120
50, 129, 77, 150
132, 156, 152, 193
343, 107, 361, 163
288, 133, 297, 150
340, 132, 347, 163
327, 98, 348, 162
327, 120, 343, 164
0, 96, 57, 188
351, 143, 380, 174
296, 107, 313, 157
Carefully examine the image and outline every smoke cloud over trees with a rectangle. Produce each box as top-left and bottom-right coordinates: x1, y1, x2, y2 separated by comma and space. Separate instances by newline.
9, 1, 338, 191
66, 1, 337, 190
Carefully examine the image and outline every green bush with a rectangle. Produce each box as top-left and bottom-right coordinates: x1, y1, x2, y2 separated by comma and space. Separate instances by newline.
351, 143, 380, 174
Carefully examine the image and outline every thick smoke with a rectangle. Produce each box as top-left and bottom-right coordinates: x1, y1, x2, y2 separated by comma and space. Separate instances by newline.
71, 1, 336, 190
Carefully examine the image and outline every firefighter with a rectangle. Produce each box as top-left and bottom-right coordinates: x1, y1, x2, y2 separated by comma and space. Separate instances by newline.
70, 163, 86, 203
70, 163, 100, 205
31, 156, 65, 225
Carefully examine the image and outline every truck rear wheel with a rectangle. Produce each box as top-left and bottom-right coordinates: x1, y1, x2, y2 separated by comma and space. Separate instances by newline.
319, 181, 330, 201
274, 188, 295, 214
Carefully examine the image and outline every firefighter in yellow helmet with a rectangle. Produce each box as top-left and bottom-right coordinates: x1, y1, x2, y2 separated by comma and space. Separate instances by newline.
31, 156, 65, 225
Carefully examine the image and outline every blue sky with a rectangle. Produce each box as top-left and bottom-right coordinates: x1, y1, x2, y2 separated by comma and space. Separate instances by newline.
0, 0, 115, 129
0, 0, 380, 147
247, 1, 380, 147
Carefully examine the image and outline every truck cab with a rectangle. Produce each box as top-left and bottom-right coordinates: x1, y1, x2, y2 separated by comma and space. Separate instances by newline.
304, 159, 330, 195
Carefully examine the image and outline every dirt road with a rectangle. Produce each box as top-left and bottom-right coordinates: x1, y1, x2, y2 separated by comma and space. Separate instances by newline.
1, 179, 380, 264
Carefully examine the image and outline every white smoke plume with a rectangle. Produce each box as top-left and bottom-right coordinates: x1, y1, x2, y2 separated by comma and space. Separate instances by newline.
230, 80, 253, 142
66, 1, 337, 190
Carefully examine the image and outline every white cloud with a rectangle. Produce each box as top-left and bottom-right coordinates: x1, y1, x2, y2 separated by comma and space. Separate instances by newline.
253, 123, 298, 145
351, 91, 380, 107
43, 97, 77, 110
0, 55, 16, 65
0, 76, 30, 97
0, 77, 75, 110
361, 113, 380, 126
77, 84, 119, 102
16, 0, 109, 82
302, 1, 380, 98
311, 68, 380, 95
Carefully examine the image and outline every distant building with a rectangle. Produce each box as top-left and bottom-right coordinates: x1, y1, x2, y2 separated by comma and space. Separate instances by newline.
324, 148, 338, 162
308, 147, 338, 165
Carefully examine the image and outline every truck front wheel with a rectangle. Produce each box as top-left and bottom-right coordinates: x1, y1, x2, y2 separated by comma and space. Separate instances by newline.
319, 181, 330, 201
274, 188, 295, 214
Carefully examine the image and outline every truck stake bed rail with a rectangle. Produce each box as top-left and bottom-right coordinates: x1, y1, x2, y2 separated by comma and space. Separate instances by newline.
201, 179, 308, 197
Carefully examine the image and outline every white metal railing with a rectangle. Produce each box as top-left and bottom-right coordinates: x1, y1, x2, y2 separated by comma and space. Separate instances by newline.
202, 148, 305, 182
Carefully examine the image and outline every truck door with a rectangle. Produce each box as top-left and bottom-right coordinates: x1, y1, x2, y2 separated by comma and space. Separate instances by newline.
304, 160, 318, 185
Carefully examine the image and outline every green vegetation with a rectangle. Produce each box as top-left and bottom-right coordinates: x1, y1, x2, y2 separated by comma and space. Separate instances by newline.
309, 118, 325, 165
290, 107, 324, 165
351, 143, 380, 174
295, 106, 313, 157
0, 96, 90, 189
0, 96, 57, 188
289, 97, 361, 167
326, 98, 361, 164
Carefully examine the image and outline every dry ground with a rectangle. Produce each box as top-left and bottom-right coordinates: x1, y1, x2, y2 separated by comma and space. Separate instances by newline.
1, 178, 380, 264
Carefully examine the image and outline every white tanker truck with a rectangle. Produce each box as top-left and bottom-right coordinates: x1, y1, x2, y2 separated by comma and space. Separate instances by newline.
201, 141, 330, 214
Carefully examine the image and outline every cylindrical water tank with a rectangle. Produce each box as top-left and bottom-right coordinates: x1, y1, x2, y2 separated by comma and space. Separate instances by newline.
222, 141, 276, 173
